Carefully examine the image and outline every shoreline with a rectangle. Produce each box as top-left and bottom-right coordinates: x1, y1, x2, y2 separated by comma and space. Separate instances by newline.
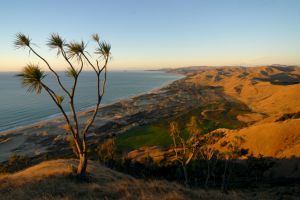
0, 71, 184, 136
2, 65, 257, 162
0, 70, 201, 162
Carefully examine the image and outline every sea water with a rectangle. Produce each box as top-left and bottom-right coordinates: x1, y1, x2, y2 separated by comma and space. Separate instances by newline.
0, 71, 182, 132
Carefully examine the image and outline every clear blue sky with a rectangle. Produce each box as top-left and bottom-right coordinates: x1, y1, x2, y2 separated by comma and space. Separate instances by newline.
0, 0, 299, 71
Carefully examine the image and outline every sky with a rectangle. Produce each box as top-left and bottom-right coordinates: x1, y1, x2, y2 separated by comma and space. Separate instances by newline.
0, 0, 299, 71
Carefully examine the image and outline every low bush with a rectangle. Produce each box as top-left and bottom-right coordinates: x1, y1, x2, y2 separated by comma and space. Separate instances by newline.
0, 153, 30, 173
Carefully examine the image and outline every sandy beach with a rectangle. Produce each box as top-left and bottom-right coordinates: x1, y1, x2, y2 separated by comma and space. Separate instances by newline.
0, 74, 208, 162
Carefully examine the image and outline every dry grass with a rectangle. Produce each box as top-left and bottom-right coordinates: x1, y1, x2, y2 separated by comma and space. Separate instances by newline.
0, 159, 299, 199
188, 66, 300, 122
213, 119, 300, 158
0, 159, 220, 200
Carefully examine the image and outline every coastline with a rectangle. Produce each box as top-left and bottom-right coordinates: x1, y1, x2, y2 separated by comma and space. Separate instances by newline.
1, 66, 259, 162
0, 71, 184, 135
0, 72, 190, 162
4, 65, 297, 162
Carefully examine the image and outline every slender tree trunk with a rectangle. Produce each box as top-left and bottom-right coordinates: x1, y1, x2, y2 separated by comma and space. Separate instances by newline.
77, 152, 87, 176
211, 161, 217, 187
221, 160, 228, 193
205, 161, 210, 189
182, 165, 189, 187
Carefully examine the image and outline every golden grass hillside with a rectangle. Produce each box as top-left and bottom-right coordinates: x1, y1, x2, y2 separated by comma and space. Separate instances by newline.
188, 66, 300, 123
215, 119, 300, 158
128, 119, 300, 163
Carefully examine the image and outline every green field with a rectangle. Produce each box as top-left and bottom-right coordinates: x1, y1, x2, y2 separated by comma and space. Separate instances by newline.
116, 125, 172, 151
116, 103, 249, 152
116, 119, 237, 152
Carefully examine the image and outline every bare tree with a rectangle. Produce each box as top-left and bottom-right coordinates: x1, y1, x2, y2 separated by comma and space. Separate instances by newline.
199, 131, 224, 188
186, 116, 201, 136
169, 121, 198, 187
14, 33, 111, 176
221, 135, 246, 192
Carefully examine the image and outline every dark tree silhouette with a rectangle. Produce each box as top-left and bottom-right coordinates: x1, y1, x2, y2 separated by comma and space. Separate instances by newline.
199, 131, 224, 189
221, 135, 246, 192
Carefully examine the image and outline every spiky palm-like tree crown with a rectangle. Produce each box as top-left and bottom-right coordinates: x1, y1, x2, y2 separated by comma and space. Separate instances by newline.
91, 33, 100, 43
47, 33, 65, 49
65, 67, 78, 78
17, 64, 46, 94
14, 33, 31, 48
66, 41, 86, 59
96, 42, 111, 60
47, 33, 65, 56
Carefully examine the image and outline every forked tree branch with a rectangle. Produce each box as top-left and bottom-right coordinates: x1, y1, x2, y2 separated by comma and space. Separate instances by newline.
28, 46, 71, 98
59, 47, 82, 137
81, 57, 109, 152
41, 82, 82, 154
82, 53, 98, 73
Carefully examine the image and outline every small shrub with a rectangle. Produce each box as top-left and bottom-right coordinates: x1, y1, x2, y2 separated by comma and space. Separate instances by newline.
0, 153, 31, 173
96, 138, 117, 164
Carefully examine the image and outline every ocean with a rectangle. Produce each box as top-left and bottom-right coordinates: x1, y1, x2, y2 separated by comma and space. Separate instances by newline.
0, 70, 182, 132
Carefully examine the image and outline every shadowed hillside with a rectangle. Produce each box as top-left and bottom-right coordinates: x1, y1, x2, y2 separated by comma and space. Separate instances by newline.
0, 159, 204, 200
1, 159, 299, 200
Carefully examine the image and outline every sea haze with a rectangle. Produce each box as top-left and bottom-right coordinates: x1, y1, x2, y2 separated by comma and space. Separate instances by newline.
0, 71, 182, 132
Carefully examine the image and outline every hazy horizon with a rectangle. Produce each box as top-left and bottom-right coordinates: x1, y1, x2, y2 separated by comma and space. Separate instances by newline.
1, 64, 300, 73
0, 0, 300, 71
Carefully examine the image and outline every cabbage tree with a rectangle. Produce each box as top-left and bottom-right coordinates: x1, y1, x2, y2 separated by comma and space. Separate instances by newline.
15, 33, 111, 176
